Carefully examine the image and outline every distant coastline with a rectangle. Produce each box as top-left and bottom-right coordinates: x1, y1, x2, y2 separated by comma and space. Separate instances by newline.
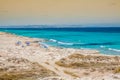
0, 27, 120, 33
0, 24, 120, 28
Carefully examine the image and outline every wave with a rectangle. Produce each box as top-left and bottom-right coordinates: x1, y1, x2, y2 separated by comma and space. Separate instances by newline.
99, 46, 120, 53
57, 41, 74, 45
38, 42, 49, 47
49, 39, 75, 46
49, 39, 77, 46
99, 45, 120, 52
108, 48, 120, 52
49, 39, 57, 42
100, 45, 106, 48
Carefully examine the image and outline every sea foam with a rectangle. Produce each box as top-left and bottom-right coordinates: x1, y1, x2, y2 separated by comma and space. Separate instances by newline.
49, 39, 57, 42
57, 41, 74, 45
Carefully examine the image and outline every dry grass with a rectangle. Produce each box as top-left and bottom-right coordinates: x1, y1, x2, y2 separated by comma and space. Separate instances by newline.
55, 54, 120, 69
0, 58, 57, 80
56, 61, 107, 68
64, 70, 79, 78
45, 62, 50, 65
114, 67, 120, 73
0, 68, 56, 80
0, 71, 36, 80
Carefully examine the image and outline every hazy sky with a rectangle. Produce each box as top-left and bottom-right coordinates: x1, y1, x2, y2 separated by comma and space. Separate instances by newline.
0, 0, 120, 26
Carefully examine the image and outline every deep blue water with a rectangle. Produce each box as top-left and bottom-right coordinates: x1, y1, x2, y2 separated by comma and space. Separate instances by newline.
0, 27, 120, 55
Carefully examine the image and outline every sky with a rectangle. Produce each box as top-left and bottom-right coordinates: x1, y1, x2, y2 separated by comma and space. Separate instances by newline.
0, 0, 120, 26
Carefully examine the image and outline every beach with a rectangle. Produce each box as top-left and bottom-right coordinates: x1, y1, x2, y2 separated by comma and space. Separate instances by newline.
0, 32, 120, 80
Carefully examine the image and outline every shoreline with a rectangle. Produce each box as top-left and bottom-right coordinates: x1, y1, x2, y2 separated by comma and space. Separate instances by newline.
1, 31, 120, 57
0, 31, 120, 80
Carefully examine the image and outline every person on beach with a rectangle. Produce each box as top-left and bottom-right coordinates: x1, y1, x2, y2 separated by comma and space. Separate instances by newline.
25, 41, 30, 46
16, 41, 22, 46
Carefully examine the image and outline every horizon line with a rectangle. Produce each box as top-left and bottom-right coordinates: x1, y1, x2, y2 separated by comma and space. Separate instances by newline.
0, 24, 120, 27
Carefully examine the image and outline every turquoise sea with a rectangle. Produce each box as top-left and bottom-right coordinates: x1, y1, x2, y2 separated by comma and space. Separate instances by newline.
0, 27, 120, 55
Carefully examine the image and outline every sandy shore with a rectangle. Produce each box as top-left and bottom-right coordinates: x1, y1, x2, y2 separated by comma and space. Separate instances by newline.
0, 32, 120, 80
